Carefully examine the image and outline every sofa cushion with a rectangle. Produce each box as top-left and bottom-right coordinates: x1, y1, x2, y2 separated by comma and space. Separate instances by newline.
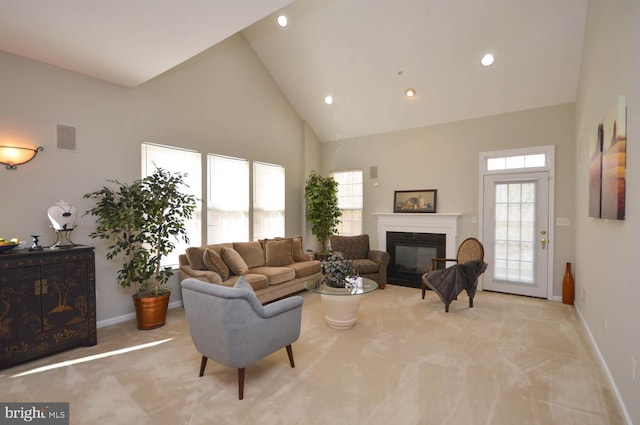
233, 275, 255, 293
351, 258, 380, 274
185, 246, 207, 270
265, 239, 294, 266
286, 260, 322, 278
224, 274, 269, 291
248, 266, 296, 286
221, 247, 249, 275
202, 248, 230, 281
292, 235, 308, 262
205, 243, 232, 255
233, 241, 265, 268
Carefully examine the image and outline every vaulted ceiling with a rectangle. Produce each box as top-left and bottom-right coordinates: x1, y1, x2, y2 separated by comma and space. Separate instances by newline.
0, 0, 588, 142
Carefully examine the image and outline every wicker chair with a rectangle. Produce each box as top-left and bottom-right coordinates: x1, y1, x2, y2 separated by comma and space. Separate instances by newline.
421, 237, 485, 311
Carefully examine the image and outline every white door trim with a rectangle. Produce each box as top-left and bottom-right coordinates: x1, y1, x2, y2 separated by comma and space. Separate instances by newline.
478, 145, 555, 300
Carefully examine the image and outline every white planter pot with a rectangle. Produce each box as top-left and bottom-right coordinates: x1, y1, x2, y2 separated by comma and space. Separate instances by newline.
320, 294, 363, 330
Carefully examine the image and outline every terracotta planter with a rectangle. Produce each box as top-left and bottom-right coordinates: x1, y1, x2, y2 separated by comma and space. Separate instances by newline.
133, 292, 170, 330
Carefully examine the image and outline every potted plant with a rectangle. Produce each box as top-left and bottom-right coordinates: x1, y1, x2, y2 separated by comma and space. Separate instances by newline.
320, 253, 358, 288
84, 167, 197, 330
304, 170, 341, 252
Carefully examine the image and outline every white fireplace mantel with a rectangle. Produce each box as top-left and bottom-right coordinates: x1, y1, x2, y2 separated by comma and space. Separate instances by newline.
374, 213, 461, 258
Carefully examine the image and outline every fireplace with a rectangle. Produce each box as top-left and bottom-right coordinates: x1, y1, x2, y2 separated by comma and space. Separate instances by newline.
374, 212, 460, 288
386, 232, 446, 287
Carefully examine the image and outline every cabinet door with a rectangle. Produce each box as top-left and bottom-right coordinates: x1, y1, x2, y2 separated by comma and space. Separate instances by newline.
0, 266, 42, 362
41, 260, 89, 331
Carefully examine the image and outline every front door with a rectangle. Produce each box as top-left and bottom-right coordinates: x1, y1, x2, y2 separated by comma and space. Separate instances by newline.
482, 172, 549, 298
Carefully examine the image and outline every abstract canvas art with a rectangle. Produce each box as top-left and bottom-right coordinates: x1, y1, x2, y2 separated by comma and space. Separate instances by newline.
589, 95, 627, 220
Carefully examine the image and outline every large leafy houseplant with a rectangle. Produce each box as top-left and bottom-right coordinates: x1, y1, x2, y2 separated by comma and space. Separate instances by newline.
304, 170, 341, 252
84, 167, 197, 298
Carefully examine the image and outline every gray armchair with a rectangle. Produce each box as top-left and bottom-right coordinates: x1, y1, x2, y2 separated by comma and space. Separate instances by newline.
181, 277, 303, 400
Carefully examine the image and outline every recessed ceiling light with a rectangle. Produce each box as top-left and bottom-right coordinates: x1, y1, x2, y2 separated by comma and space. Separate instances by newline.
277, 15, 288, 27
324, 95, 333, 105
405, 88, 416, 97
481, 54, 494, 66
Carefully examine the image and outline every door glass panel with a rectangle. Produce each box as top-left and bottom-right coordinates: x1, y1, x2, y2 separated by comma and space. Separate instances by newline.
494, 182, 535, 284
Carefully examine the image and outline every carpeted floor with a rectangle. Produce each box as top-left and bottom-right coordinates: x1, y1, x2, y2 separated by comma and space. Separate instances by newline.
1, 285, 625, 425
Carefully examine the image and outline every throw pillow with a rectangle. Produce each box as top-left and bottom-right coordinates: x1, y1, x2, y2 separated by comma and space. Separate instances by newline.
265, 238, 294, 266
202, 248, 230, 281
221, 247, 249, 275
232, 241, 265, 268
234, 276, 256, 294
292, 235, 308, 262
185, 246, 207, 270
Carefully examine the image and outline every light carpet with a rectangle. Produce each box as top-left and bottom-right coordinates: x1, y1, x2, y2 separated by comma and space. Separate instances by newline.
0, 285, 625, 425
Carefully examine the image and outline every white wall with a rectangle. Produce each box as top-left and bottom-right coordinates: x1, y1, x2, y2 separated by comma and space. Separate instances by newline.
0, 33, 313, 323
0, 50, 137, 323
321, 103, 577, 297
302, 121, 323, 252
574, 0, 639, 423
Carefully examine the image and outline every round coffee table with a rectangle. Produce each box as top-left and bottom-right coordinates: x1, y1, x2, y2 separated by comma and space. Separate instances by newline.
305, 276, 378, 329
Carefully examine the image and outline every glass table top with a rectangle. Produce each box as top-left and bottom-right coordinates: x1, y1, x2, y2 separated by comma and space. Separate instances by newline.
305, 276, 378, 296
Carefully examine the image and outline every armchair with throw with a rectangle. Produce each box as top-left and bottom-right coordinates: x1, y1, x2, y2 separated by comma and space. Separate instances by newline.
421, 237, 487, 312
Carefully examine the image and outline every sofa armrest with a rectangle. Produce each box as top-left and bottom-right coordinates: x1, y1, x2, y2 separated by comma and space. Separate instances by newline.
368, 250, 390, 268
179, 265, 223, 285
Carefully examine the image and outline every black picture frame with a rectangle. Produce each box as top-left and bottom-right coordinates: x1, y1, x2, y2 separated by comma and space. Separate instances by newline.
393, 189, 437, 213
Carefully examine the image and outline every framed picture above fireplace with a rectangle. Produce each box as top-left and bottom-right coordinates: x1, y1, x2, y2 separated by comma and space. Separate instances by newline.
393, 189, 437, 213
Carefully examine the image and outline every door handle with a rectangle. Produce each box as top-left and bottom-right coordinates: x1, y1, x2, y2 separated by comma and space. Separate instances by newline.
540, 238, 547, 249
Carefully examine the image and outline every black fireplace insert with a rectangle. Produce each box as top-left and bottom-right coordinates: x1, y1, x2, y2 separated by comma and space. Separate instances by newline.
386, 231, 446, 288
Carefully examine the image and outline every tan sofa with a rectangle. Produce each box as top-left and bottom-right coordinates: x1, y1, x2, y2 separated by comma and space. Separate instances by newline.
179, 236, 321, 303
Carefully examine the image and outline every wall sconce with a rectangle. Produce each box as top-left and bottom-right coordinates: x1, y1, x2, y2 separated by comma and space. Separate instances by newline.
0, 145, 44, 170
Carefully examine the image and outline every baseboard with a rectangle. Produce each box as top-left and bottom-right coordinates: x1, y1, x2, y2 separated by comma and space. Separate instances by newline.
574, 304, 633, 425
97, 300, 184, 329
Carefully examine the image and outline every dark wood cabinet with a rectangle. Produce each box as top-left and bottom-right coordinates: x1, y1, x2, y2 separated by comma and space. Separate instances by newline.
0, 246, 96, 369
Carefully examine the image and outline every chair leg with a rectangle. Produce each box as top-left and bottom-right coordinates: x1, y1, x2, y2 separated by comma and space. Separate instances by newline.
421, 282, 427, 300
445, 303, 450, 313
286, 344, 295, 368
469, 297, 474, 308
238, 368, 245, 400
199, 355, 208, 377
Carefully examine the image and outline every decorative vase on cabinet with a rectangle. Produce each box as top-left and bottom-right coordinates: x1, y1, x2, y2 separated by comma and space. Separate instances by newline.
562, 262, 574, 305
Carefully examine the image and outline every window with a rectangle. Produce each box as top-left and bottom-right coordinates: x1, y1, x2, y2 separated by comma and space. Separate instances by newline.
486, 153, 546, 171
331, 170, 363, 236
253, 162, 285, 240
493, 181, 535, 283
141, 142, 201, 266
207, 154, 249, 243
142, 146, 284, 248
